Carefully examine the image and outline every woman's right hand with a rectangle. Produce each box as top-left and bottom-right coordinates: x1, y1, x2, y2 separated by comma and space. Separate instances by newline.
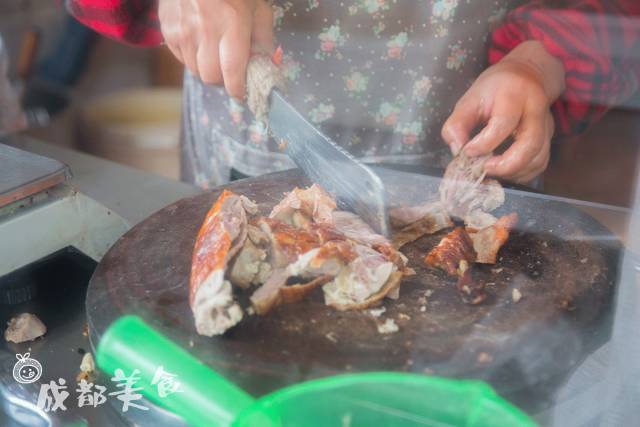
158, 0, 273, 99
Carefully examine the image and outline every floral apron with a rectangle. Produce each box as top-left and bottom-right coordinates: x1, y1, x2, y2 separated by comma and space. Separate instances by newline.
181, 0, 521, 188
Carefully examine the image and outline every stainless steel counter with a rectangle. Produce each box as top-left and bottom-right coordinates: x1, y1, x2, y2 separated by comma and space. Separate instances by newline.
3, 135, 202, 226
0, 135, 202, 426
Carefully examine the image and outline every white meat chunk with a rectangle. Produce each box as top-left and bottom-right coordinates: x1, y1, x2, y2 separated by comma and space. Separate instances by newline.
439, 153, 504, 220
5, 313, 46, 343
192, 271, 243, 336
228, 239, 271, 288
269, 184, 337, 226
323, 245, 395, 308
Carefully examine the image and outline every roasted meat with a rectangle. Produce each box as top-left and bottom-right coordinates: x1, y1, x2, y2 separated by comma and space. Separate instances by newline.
250, 240, 356, 314
255, 217, 344, 268
424, 227, 476, 276
439, 153, 504, 226
456, 267, 487, 305
228, 238, 271, 288
331, 210, 389, 247
5, 313, 46, 343
190, 190, 257, 336
391, 204, 453, 249
191, 184, 412, 335
269, 184, 336, 226
468, 213, 519, 264
389, 200, 447, 229
323, 244, 397, 309
246, 48, 286, 122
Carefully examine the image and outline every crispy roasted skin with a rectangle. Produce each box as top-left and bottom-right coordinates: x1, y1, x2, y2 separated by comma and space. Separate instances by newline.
256, 217, 323, 267
190, 190, 237, 305
190, 190, 258, 336
424, 227, 476, 276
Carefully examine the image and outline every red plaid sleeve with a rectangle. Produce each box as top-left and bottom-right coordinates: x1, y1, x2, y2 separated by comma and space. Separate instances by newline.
66, 0, 162, 47
490, 0, 640, 136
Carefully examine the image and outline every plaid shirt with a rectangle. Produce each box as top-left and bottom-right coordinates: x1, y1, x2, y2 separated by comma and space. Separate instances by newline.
67, 0, 640, 136
66, 0, 161, 47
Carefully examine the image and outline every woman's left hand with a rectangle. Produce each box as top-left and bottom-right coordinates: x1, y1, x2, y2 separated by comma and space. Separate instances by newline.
441, 41, 565, 183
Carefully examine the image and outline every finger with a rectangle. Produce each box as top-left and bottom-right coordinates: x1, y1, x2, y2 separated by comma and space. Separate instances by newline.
166, 42, 184, 65
196, 41, 222, 84
219, 23, 252, 99
252, 1, 274, 54
513, 141, 550, 183
463, 99, 522, 157
158, 1, 184, 63
178, 7, 199, 77
181, 42, 199, 77
511, 113, 553, 182
441, 96, 485, 155
484, 109, 546, 177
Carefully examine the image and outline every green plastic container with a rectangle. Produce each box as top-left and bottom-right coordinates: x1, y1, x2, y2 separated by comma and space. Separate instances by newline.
96, 316, 537, 427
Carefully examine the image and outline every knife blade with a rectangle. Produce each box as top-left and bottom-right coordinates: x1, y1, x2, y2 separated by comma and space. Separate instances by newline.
268, 90, 389, 236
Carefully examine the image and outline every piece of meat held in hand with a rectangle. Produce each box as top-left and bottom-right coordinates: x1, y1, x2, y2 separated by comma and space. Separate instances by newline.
468, 213, 519, 264
424, 227, 476, 276
246, 47, 286, 122
439, 153, 504, 227
190, 190, 258, 336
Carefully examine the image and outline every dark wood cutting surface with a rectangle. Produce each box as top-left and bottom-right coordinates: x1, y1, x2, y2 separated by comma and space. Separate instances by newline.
86, 168, 621, 411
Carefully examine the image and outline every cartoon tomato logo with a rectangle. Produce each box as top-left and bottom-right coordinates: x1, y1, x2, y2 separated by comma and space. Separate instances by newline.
13, 353, 42, 384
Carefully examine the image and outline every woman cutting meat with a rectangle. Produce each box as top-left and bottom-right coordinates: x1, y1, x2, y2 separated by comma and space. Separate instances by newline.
67, 0, 639, 186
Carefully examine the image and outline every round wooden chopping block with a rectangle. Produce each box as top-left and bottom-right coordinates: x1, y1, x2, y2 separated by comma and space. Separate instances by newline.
86, 168, 621, 412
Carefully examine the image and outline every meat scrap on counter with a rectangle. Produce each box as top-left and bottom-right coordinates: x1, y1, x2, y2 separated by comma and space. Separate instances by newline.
190, 185, 412, 336
424, 228, 476, 277
5, 313, 46, 343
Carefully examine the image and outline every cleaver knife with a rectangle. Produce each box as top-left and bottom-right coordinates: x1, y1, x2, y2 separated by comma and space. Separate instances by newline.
268, 90, 389, 236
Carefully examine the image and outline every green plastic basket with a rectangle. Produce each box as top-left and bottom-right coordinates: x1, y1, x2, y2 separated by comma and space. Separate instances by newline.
96, 316, 537, 427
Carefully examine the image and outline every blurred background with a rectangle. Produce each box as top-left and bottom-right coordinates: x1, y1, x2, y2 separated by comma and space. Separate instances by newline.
2, 0, 183, 181
1, 1, 638, 207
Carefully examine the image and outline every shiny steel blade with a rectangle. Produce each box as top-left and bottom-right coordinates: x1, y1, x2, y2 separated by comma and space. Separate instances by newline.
268, 90, 389, 236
